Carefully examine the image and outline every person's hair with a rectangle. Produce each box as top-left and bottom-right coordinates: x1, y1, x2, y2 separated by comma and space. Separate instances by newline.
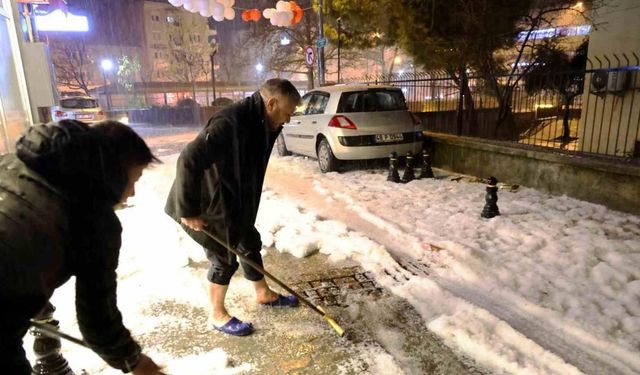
260, 78, 301, 103
92, 121, 160, 170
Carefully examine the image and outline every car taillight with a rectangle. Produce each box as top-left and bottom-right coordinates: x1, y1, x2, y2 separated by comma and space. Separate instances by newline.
54, 110, 67, 118
98, 110, 104, 116
410, 112, 422, 126
328, 115, 357, 130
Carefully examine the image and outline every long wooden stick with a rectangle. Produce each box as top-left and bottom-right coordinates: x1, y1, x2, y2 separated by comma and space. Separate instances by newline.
200, 228, 345, 336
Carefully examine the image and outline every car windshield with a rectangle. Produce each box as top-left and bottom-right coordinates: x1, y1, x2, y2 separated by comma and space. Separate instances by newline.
337, 89, 407, 113
60, 98, 99, 109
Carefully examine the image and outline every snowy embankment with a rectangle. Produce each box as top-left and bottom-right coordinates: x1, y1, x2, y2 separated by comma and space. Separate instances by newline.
259, 155, 640, 375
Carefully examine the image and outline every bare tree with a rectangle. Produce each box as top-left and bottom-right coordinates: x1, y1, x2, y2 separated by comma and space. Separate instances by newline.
51, 41, 94, 96
217, 30, 255, 84
167, 16, 212, 99
244, 0, 362, 89
479, 0, 596, 135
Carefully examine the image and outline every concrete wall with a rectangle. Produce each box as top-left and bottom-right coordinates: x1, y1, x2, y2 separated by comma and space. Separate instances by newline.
19, 43, 56, 123
428, 133, 640, 215
578, 0, 640, 157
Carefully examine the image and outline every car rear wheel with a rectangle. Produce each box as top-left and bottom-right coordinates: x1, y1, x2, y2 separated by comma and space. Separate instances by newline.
276, 133, 291, 156
317, 138, 339, 173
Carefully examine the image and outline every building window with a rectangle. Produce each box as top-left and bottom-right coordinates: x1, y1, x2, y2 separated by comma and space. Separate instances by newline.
152, 31, 161, 41
166, 16, 180, 26
151, 15, 160, 22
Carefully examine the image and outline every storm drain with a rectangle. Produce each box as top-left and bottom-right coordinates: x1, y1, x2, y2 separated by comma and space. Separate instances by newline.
292, 266, 386, 307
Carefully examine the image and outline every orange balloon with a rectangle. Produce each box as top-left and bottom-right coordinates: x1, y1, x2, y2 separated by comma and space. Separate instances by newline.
241, 10, 250, 22
250, 9, 261, 21
293, 8, 303, 24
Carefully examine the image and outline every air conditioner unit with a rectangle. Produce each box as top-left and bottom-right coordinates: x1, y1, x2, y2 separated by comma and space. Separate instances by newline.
607, 70, 628, 92
590, 70, 628, 94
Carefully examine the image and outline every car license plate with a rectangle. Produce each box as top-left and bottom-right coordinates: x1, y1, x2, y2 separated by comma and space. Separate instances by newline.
375, 133, 403, 143
77, 114, 93, 119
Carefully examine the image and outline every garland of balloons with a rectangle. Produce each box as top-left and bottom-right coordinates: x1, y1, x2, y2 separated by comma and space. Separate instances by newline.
167, 0, 304, 27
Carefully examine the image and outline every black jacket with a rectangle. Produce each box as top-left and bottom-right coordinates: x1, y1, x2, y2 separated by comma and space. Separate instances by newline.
0, 121, 141, 372
165, 92, 280, 251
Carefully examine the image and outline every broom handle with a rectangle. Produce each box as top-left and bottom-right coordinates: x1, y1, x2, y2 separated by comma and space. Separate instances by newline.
30, 320, 89, 348
200, 228, 325, 316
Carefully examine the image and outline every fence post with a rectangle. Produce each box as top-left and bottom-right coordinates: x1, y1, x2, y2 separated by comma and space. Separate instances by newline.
456, 70, 467, 136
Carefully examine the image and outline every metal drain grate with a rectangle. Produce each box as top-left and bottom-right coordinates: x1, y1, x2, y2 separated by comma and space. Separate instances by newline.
292, 267, 386, 307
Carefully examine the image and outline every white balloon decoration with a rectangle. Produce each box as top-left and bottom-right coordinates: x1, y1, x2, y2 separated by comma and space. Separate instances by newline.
262, 1, 297, 27
195, 0, 208, 14
223, 7, 235, 20
276, 1, 290, 11
211, 2, 224, 18
263, 8, 275, 19
165, 0, 249, 23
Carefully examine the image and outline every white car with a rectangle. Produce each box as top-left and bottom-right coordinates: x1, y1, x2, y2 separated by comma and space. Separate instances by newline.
51, 96, 106, 124
277, 85, 423, 172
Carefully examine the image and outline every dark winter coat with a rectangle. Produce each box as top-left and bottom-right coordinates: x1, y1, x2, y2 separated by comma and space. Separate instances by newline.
165, 91, 280, 252
0, 121, 141, 372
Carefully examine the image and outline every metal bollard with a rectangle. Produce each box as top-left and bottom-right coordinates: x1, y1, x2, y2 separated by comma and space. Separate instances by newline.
31, 304, 75, 375
418, 149, 435, 179
401, 151, 415, 183
481, 176, 501, 219
387, 151, 400, 183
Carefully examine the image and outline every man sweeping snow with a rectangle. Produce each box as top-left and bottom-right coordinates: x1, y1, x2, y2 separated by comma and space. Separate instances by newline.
165, 79, 302, 336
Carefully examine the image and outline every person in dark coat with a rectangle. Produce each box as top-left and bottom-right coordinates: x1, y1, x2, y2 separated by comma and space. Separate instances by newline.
165, 79, 302, 336
0, 120, 163, 374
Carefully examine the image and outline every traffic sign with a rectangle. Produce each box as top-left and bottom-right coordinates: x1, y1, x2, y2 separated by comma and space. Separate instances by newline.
304, 46, 315, 67
316, 37, 327, 49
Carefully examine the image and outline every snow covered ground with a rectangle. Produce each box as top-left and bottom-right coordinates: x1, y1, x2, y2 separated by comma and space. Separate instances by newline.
262, 155, 640, 375
29, 151, 640, 375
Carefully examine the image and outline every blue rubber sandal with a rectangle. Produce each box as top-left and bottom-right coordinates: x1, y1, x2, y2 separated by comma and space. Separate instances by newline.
260, 294, 299, 308
214, 317, 254, 336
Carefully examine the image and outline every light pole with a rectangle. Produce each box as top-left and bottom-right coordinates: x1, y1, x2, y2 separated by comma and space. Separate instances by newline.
317, 0, 325, 85
337, 17, 341, 83
100, 59, 114, 110
210, 46, 218, 103
208, 29, 218, 104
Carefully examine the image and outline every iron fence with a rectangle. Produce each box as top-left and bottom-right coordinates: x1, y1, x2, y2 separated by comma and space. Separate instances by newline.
346, 54, 640, 161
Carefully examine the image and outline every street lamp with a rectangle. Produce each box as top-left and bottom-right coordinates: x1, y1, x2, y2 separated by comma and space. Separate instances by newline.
210, 45, 218, 103
337, 17, 342, 83
100, 59, 114, 110
208, 29, 218, 103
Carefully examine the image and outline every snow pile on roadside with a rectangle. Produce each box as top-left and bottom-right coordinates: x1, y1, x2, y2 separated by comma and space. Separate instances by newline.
255, 189, 586, 374
266, 154, 640, 373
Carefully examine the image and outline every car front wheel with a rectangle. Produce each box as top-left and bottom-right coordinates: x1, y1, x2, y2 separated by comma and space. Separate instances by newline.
317, 138, 339, 173
276, 133, 291, 156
